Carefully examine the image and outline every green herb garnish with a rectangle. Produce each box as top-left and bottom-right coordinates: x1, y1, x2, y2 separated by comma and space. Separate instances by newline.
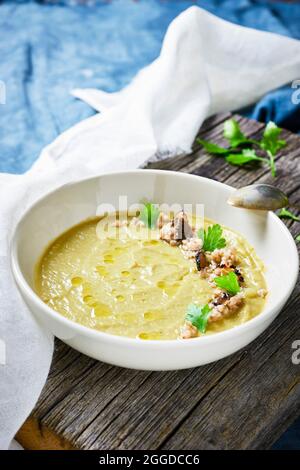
277, 208, 300, 222
197, 139, 229, 154
223, 119, 256, 148
225, 149, 266, 166
295, 234, 300, 243
259, 122, 286, 177
198, 224, 226, 252
197, 119, 287, 177
260, 121, 286, 156
139, 202, 160, 229
214, 271, 241, 296
185, 303, 211, 334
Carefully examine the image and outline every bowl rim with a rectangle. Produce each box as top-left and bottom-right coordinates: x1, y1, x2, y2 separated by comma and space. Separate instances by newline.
10, 169, 299, 349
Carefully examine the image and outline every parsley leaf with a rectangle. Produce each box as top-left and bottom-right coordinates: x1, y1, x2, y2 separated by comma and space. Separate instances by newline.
226, 149, 266, 166
197, 139, 229, 154
214, 271, 241, 296
198, 224, 226, 252
277, 208, 300, 222
267, 151, 277, 177
260, 121, 287, 156
259, 122, 286, 177
139, 202, 160, 229
185, 303, 211, 334
296, 234, 300, 243
195, 120, 286, 178
223, 119, 255, 148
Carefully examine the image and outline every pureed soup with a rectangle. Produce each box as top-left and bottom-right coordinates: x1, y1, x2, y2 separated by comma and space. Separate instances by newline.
35, 209, 267, 340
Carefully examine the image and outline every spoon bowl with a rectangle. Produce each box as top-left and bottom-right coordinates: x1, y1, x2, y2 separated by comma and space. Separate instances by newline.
227, 184, 289, 211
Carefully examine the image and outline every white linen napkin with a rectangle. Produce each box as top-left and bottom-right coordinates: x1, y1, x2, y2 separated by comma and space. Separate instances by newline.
1, 6, 300, 449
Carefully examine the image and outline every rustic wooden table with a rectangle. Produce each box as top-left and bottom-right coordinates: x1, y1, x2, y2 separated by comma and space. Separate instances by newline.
17, 113, 300, 450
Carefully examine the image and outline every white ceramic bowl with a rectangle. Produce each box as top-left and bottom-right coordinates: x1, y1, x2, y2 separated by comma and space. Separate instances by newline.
10, 170, 299, 370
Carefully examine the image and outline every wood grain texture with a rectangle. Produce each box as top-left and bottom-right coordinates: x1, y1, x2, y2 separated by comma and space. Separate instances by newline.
17, 114, 300, 450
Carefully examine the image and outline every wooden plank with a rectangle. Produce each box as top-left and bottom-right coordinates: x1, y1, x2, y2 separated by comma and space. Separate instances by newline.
163, 294, 300, 450
17, 114, 300, 450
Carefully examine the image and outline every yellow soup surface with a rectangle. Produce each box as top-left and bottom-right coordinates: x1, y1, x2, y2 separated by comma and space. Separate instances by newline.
35, 214, 267, 340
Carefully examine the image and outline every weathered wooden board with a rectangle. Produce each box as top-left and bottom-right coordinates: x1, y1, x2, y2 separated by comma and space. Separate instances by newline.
17, 114, 300, 450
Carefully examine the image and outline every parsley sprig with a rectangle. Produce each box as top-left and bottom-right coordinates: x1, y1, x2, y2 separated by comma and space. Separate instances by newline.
214, 271, 241, 296
223, 119, 257, 148
277, 208, 300, 222
260, 121, 286, 156
226, 149, 266, 166
260, 122, 286, 177
197, 119, 287, 177
139, 202, 160, 229
277, 208, 300, 244
198, 224, 226, 252
197, 139, 229, 155
185, 304, 211, 334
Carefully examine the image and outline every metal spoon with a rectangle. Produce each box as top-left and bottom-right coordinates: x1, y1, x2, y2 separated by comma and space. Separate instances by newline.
227, 184, 291, 211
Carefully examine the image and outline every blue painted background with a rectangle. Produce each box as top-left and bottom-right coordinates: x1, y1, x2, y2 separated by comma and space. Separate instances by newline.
0, 0, 299, 448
